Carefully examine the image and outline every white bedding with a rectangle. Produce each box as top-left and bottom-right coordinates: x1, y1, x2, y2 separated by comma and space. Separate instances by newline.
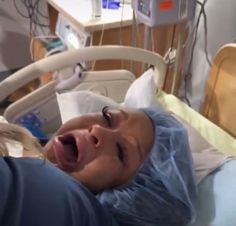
157, 91, 236, 155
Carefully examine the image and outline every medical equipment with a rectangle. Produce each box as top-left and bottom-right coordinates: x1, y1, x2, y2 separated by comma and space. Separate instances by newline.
91, 0, 102, 18
56, 14, 90, 49
131, 0, 196, 26
131, 0, 197, 95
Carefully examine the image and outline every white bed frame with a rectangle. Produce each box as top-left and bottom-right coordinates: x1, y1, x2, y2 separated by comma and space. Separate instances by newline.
0, 45, 166, 134
0, 45, 166, 102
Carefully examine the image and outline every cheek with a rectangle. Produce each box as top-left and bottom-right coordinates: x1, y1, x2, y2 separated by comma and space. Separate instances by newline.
69, 156, 122, 191
44, 141, 56, 163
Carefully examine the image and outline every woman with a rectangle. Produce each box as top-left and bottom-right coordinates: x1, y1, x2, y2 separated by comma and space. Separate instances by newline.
0, 120, 118, 226
44, 106, 155, 193
0, 107, 196, 226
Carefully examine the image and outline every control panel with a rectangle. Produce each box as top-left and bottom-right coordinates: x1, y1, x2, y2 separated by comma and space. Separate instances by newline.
132, 0, 196, 26
56, 14, 90, 49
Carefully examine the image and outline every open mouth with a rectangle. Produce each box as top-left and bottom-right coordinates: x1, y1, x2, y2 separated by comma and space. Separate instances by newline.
58, 134, 79, 162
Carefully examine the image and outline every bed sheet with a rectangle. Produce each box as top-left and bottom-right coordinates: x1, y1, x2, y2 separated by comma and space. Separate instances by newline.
157, 91, 236, 155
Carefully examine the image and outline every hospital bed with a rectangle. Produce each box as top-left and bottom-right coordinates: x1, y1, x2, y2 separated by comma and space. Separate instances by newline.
0, 44, 235, 149
0, 44, 235, 226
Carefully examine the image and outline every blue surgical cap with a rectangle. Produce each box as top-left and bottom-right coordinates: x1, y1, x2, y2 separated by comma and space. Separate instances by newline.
97, 108, 197, 226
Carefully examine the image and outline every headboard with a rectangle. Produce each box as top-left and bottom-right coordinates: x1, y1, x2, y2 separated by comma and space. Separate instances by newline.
201, 44, 236, 138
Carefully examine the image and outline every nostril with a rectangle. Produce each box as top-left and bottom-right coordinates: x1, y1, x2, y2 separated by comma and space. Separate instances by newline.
91, 135, 98, 145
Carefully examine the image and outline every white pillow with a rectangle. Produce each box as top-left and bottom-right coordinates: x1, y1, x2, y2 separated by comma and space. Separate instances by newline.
56, 68, 162, 123
122, 68, 161, 108
56, 91, 118, 123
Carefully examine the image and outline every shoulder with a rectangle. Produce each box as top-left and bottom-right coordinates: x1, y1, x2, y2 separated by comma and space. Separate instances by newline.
0, 157, 116, 226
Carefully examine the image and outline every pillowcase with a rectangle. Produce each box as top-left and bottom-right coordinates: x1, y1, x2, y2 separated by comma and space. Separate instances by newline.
122, 67, 161, 108
56, 67, 161, 124
56, 90, 118, 124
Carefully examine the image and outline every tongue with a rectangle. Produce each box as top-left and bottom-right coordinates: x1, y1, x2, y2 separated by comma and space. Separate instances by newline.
63, 144, 78, 162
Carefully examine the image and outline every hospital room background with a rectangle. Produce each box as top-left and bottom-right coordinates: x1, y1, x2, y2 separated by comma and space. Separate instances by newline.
1, 0, 236, 112
0, 0, 235, 143
0, 1, 236, 226
0, 1, 235, 133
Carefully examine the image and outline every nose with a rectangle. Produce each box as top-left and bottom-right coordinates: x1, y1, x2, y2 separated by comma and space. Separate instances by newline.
88, 124, 113, 149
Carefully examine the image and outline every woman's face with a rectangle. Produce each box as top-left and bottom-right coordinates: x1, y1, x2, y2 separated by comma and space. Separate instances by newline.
44, 107, 154, 193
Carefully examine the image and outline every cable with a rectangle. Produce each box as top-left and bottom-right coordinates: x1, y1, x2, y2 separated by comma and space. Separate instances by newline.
92, 1, 126, 70
132, 9, 141, 48
151, 27, 155, 52
13, 0, 49, 36
36, 1, 49, 19
201, 1, 212, 67
91, 2, 107, 71
119, 0, 126, 68
163, 25, 176, 91
181, 0, 210, 106
13, 0, 28, 18
119, 0, 125, 46
91, 23, 105, 70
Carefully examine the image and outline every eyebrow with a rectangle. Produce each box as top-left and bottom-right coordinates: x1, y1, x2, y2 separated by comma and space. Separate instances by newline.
120, 109, 128, 120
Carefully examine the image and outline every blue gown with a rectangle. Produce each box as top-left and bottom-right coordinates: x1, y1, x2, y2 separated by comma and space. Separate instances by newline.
0, 157, 118, 226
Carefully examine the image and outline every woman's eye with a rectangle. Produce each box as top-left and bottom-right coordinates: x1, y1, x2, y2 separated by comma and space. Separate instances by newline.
102, 107, 112, 127
116, 143, 125, 163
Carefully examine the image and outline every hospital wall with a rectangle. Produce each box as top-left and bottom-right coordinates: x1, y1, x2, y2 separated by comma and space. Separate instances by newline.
2, 0, 236, 108
35, 5, 177, 82
0, 1, 48, 81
